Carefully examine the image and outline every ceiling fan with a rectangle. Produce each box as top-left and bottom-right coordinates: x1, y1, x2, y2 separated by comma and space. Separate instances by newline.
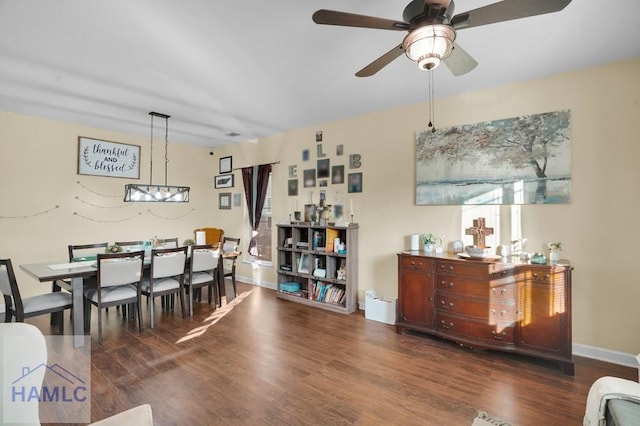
312, 0, 572, 77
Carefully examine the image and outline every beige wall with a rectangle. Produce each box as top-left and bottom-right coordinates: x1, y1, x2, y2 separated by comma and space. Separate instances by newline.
1, 58, 639, 356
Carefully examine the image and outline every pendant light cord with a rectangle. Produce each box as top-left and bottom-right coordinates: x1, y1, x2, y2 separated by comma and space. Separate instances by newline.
149, 113, 154, 185
164, 115, 169, 186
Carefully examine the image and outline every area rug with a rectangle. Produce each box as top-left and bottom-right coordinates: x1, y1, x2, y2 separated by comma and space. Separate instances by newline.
472, 410, 515, 426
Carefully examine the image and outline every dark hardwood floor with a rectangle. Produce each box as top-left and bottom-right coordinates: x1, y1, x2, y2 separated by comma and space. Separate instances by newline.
28, 281, 636, 426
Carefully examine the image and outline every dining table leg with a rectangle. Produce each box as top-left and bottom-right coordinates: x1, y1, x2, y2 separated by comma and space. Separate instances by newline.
71, 276, 86, 348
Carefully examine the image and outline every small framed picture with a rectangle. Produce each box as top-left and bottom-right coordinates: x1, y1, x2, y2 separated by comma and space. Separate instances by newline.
219, 192, 232, 210
214, 174, 234, 189
348, 172, 363, 193
288, 179, 298, 196
219, 156, 232, 174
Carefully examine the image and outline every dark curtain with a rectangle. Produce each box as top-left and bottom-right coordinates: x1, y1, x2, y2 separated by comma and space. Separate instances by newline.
241, 164, 271, 256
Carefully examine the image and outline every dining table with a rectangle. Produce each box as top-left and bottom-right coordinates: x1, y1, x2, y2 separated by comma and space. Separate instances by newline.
19, 247, 235, 348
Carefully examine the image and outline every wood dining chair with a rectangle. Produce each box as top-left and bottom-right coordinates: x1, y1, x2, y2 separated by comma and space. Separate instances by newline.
142, 246, 187, 328
84, 250, 145, 343
222, 237, 241, 298
184, 244, 219, 316
1, 258, 73, 334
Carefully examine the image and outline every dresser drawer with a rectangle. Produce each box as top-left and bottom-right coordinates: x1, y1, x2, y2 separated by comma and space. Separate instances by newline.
436, 313, 515, 345
436, 260, 513, 278
400, 256, 432, 271
435, 276, 515, 300
435, 294, 516, 321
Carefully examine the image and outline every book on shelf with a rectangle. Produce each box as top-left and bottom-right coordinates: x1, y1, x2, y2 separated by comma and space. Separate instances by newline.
325, 228, 339, 252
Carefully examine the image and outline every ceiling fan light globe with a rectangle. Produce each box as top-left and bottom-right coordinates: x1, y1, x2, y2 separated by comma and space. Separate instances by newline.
403, 24, 455, 68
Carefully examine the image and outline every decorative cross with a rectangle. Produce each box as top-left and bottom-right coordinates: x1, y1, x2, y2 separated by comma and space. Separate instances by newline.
465, 217, 494, 247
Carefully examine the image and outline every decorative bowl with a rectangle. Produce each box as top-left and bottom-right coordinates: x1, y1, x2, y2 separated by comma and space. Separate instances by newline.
465, 245, 493, 258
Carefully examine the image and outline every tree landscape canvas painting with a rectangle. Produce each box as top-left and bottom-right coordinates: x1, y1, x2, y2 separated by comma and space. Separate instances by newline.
416, 110, 572, 205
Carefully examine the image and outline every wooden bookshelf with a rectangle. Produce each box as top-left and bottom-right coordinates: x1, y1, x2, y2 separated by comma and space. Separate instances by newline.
276, 223, 358, 314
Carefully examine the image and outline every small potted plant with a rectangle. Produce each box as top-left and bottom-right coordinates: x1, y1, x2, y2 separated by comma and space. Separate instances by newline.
547, 241, 562, 263
106, 244, 122, 254
183, 238, 195, 255
423, 233, 442, 253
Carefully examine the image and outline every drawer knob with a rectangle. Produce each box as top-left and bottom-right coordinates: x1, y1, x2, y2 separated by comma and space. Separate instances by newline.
440, 320, 454, 329
491, 330, 507, 340
440, 300, 454, 309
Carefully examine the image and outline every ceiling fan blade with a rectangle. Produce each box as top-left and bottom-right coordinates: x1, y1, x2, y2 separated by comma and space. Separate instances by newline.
355, 44, 405, 77
451, 0, 572, 30
313, 9, 410, 31
443, 43, 478, 76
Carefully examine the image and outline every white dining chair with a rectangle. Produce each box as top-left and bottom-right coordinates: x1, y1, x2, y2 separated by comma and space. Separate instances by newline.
84, 251, 145, 343
142, 246, 187, 328
184, 244, 219, 316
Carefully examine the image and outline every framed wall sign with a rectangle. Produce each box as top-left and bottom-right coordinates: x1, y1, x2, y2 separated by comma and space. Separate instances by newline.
214, 174, 234, 189
219, 156, 232, 174
78, 137, 140, 179
219, 192, 232, 210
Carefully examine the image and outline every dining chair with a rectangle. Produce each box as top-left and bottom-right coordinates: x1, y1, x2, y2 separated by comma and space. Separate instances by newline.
1, 258, 72, 334
194, 227, 224, 245
184, 244, 219, 316
84, 250, 145, 343
157, 237, 179, 248
222, 237, 241, 298
52, 242, 109, 294
142, 246, 187, 328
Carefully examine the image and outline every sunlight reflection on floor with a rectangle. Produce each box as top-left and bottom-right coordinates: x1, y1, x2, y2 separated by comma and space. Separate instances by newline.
176, 290, 253, 343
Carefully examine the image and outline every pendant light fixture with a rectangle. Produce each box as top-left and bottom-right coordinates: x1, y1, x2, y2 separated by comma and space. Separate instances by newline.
124, 112, 190, 202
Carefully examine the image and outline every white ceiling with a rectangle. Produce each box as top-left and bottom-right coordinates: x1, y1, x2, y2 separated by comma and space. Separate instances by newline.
1, 0, 639, 148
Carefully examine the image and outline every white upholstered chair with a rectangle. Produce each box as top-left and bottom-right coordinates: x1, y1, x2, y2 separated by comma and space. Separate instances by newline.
84, 251, 145, 343
142, 246, 187, 328
89, 404, 153, 426
0, 323, 47, 425
184, 244, 219, 316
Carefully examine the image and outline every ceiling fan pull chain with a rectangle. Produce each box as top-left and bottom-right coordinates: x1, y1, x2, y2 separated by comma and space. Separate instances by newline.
428, 69, 436, 132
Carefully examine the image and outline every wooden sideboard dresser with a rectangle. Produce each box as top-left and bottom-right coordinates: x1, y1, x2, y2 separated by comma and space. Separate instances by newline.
397, 252, 574, 375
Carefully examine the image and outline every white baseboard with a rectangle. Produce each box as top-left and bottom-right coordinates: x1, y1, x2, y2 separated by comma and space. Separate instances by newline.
235, 275, 277, 290
573, 343, 639, 368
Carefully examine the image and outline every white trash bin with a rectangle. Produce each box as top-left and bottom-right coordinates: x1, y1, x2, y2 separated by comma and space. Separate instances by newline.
364, 290, 397, 325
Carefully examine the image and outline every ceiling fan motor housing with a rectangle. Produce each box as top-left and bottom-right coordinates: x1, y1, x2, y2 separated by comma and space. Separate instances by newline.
403, 0, 455, 25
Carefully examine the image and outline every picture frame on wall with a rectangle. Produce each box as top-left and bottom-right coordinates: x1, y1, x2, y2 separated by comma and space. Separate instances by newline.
288, 179, 298, 196
303, 169, 316, 188
214, 174, 234, 189
219, 156, 232, 174
219, 192, 232, 209
348, 172, 363, 193
78, 137, 140, 179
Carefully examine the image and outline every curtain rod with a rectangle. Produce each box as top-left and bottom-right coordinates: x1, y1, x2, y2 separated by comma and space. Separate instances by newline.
232, 160, 280, 171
